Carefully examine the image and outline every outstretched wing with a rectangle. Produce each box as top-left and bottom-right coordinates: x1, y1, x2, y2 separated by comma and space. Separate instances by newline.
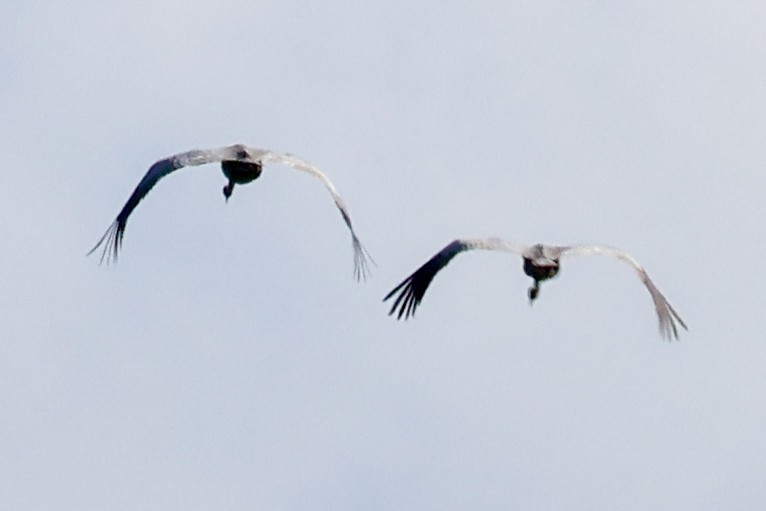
559, 245, 688, 340
88, 148, 228, 264
256, 150, 374, 281
384, 238, 526, 319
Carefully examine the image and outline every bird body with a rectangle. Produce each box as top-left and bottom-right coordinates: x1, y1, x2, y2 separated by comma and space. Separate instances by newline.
89, 144, 372, 280
384, 238, 687, 340
221, 159, 262, 197
522, 244, 561, 281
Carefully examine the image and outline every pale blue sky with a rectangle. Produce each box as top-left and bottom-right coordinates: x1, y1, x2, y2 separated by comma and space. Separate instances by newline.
2, 1, 765, 509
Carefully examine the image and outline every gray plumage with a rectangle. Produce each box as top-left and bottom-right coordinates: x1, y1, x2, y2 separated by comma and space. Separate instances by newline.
384, 238, 687, 340
89, 144, 372, 280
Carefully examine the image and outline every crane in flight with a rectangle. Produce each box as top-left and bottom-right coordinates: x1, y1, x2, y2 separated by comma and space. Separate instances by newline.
89, 144, 372, 280
384, 238, 687, 340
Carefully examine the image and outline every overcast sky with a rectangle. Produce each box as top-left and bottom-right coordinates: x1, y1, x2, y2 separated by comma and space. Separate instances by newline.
2, 1, 766, 509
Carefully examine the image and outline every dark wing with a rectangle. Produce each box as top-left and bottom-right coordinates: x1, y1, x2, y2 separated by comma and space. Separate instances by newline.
559, 245, 688, 340
384, 238, 525, 319
88, 149, 225, 264
257, 150, 374, 280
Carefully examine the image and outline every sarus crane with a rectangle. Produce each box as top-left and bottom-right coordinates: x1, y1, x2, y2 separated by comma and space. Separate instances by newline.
89, 144, 372, 280
384, 238, 687, 340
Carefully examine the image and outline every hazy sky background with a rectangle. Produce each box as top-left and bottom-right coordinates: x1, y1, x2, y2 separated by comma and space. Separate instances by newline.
2, 1, 766, 509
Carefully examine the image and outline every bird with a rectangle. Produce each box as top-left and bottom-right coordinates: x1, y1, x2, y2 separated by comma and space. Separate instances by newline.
384, 238, 687, 340
88, 144, 373, 280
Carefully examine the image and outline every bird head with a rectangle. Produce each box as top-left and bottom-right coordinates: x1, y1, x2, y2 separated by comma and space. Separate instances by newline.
223, 183, 233, 202
527, 285, 539, 304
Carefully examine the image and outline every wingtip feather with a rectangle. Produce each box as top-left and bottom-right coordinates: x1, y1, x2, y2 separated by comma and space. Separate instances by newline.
88, 220, 125, 266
